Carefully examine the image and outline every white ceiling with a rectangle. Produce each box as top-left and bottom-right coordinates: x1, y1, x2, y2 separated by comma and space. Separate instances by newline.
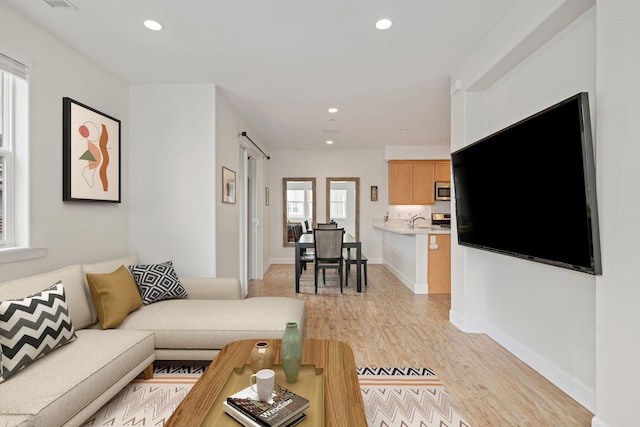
5, 0, 518, 151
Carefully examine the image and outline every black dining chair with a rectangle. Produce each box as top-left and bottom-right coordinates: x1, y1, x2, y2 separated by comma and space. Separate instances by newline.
293, 225, 313, 271
313, 228, 345, 293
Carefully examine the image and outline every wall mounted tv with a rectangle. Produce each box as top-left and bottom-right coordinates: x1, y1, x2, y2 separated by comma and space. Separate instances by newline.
451, 92, 602, 275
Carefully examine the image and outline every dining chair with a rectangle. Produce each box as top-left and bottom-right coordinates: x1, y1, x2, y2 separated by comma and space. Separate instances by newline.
313, 228, 345, 293
304, 220, 313, 233
316, 223, 338, 229
292, 224, 303, 242
293, 225, 313, 270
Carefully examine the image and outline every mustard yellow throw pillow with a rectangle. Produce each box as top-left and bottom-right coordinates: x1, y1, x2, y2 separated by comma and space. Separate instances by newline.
86, 265, 143, 329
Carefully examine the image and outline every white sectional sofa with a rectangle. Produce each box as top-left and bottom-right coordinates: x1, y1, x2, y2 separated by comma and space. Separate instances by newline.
0, 254, 305, 427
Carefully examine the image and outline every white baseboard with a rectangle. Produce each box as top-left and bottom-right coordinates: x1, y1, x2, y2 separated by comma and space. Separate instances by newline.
591, 417, 608, 427
448, 310, 595, 413
262, 259, 273, 276
267, 258, 383, 266
269, 258, 295, 265
382, 261, 428, 294
448, 310, 489, 333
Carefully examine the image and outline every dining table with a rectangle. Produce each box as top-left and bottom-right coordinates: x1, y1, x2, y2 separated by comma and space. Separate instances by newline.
295, 232, 364, 292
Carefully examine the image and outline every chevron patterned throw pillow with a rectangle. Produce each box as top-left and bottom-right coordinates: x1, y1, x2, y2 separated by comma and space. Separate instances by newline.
0, 281, 77, 382
128, 261, 188, 305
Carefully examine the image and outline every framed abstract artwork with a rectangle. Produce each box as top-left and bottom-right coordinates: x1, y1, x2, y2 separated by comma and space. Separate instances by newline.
63, 97, 121, 202
222, 166, 236, 204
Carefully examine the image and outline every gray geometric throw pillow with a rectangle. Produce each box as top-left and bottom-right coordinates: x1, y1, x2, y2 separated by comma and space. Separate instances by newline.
128, 261, 188, 305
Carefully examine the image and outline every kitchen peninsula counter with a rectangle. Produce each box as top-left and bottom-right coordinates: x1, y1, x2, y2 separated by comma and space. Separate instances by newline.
372, 223, 452, 235
373, 219, 451, 294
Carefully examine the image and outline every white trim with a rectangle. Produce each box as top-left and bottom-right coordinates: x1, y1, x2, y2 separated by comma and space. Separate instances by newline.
0, 247, 46, 264
591, 417, 609, 427
448, 310, 490, 334
449, 309, 595, 412
382, 260, 428, 294
0, 43, 32, 80
269, 257, 383, 266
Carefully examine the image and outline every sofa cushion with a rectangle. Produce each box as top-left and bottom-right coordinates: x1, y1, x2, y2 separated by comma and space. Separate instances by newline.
117, 297, 306, 350
86, 265, 143, 329
0, 265, 95, 330
0, 328, 154, 427
82, 254, 141, 275
82, 254, 141, 323
128, 260, 188, 305
0, 282, 77, 383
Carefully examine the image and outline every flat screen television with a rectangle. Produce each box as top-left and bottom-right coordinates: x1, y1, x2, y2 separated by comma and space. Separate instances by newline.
451, 92, 602, 275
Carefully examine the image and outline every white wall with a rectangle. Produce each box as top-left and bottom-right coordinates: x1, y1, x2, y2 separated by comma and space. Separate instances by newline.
215, 90, 268, 279
593, 1, 640, 426
269, 149, 388, 264
129, 86, 268, 281
0, 2, 130, 281
129, 84, 217, 276
384, 145, 450, 160
451, 2, 597, 411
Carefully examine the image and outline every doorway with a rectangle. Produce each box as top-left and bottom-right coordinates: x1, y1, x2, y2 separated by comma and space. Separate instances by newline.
239, 146, 265, 295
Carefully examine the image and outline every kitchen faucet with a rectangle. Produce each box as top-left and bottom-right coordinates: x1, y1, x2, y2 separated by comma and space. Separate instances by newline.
408, 215, 426, 229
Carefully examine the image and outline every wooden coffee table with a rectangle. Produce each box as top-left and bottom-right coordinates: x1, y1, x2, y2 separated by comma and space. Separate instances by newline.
166, 339, 367, 426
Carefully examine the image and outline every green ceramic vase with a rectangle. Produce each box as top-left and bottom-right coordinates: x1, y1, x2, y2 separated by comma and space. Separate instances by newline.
281, 322, 302, 383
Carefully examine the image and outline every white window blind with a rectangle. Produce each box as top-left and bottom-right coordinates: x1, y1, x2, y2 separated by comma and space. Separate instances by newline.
0, 51, 28, 80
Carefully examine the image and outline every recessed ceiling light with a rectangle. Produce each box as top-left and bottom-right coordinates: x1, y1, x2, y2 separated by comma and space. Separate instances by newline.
326, 140, 334, 145
328, 107, 338, 113
375, 18, 392, 30
144, 20, 163, 31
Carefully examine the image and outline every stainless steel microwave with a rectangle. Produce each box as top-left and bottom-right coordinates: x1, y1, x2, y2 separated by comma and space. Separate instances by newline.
435, 182, 451, 201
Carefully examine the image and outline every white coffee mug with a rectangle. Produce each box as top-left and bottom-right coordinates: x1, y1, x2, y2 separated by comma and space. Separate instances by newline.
249, 368, 275, 402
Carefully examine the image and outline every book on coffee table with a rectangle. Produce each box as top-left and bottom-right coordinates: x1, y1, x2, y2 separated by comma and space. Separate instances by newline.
223, 403, 306, 427
225, 383, 310, 427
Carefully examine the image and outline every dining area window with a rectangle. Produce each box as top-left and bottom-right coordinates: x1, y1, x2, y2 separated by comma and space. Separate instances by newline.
329, 188, 347, 219
287, 187, 312, 220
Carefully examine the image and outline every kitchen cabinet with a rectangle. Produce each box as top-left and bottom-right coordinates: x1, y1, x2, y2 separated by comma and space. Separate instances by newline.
388, 160, 449, 205
373, 220, 451, 294
434, 162, 451, 182
427, 234, 451, 294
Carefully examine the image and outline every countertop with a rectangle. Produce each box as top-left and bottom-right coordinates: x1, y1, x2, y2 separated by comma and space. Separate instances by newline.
372, 219, 451, 235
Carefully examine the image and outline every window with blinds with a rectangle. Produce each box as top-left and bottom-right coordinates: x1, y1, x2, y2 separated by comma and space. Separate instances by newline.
0, 50, 29, 248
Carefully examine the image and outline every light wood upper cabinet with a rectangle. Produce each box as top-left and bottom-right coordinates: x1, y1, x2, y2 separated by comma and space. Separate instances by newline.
388, 162, 414, 205
412, 162, 435, 204
434, 162, 451, 182
388, 160, 449, 205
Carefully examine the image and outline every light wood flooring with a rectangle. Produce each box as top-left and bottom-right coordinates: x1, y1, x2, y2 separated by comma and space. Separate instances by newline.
248, 264, 593, 427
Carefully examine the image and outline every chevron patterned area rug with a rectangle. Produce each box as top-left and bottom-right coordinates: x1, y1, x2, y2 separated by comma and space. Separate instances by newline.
82, 364, 472, 427
357, 367, 472, 427
81, 363, 207, 427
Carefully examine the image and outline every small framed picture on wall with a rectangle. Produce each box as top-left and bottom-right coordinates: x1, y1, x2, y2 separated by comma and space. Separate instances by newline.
222, 167, 236, 204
